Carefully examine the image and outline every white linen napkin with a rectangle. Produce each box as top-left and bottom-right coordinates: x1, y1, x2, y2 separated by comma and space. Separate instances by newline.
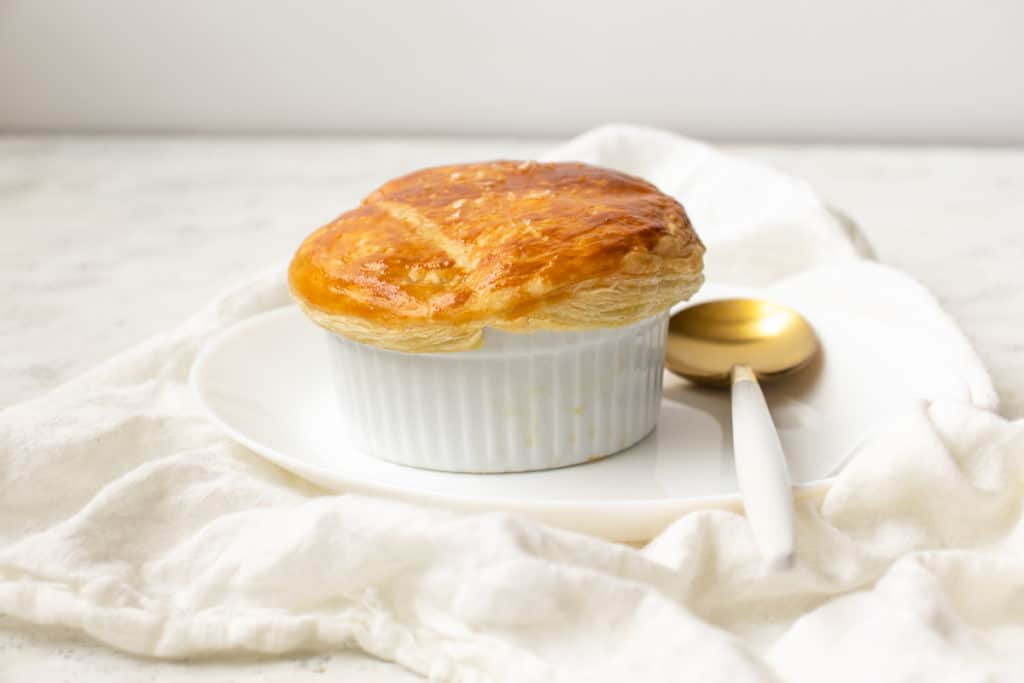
1, 125, 1018, 682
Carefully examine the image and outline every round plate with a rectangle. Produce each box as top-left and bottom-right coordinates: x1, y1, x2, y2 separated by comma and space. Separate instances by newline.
191, 283, 936, 541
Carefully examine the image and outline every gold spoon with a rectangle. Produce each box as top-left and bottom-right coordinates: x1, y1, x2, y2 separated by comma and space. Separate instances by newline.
665, 299, 819, 570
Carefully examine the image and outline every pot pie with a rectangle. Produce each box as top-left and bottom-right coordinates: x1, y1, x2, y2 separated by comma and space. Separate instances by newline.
289, 160, 704, 473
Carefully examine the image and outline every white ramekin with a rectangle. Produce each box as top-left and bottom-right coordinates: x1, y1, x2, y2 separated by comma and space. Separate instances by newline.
326, 313, 669, 473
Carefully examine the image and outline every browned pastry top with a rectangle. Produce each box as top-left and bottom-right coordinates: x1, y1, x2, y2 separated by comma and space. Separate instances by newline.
288, 160, 704, 352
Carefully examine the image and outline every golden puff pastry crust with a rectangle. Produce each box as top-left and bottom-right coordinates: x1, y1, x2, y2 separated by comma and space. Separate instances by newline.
288, 160, 704, 352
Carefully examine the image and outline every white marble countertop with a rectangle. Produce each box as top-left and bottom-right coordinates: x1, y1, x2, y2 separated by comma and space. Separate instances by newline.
1, 136, 1022, 679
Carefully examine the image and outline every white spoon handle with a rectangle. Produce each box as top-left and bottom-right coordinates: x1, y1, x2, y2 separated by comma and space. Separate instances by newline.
731, 365, 795, 571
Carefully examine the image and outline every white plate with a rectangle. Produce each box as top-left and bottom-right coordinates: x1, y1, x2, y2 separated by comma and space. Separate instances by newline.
191, 283, 927, 541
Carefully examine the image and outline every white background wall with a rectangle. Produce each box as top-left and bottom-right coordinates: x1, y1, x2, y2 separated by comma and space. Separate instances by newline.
2, 0, 1022, 142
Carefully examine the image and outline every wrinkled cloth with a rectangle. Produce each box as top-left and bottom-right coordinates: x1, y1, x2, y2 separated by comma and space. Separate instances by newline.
2, 125, 1019, 682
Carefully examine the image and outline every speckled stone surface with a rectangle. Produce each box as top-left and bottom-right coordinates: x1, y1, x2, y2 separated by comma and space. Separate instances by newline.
1, 137, 1022, 679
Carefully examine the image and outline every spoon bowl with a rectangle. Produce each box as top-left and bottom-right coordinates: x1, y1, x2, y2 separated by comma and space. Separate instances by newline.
666, 299, 819, 387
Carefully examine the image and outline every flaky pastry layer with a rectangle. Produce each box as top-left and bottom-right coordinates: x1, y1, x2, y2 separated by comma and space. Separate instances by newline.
289, 161, 704, 352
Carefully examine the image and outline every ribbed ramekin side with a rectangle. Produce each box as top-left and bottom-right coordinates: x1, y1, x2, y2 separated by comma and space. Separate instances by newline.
326, 312, 669, 473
